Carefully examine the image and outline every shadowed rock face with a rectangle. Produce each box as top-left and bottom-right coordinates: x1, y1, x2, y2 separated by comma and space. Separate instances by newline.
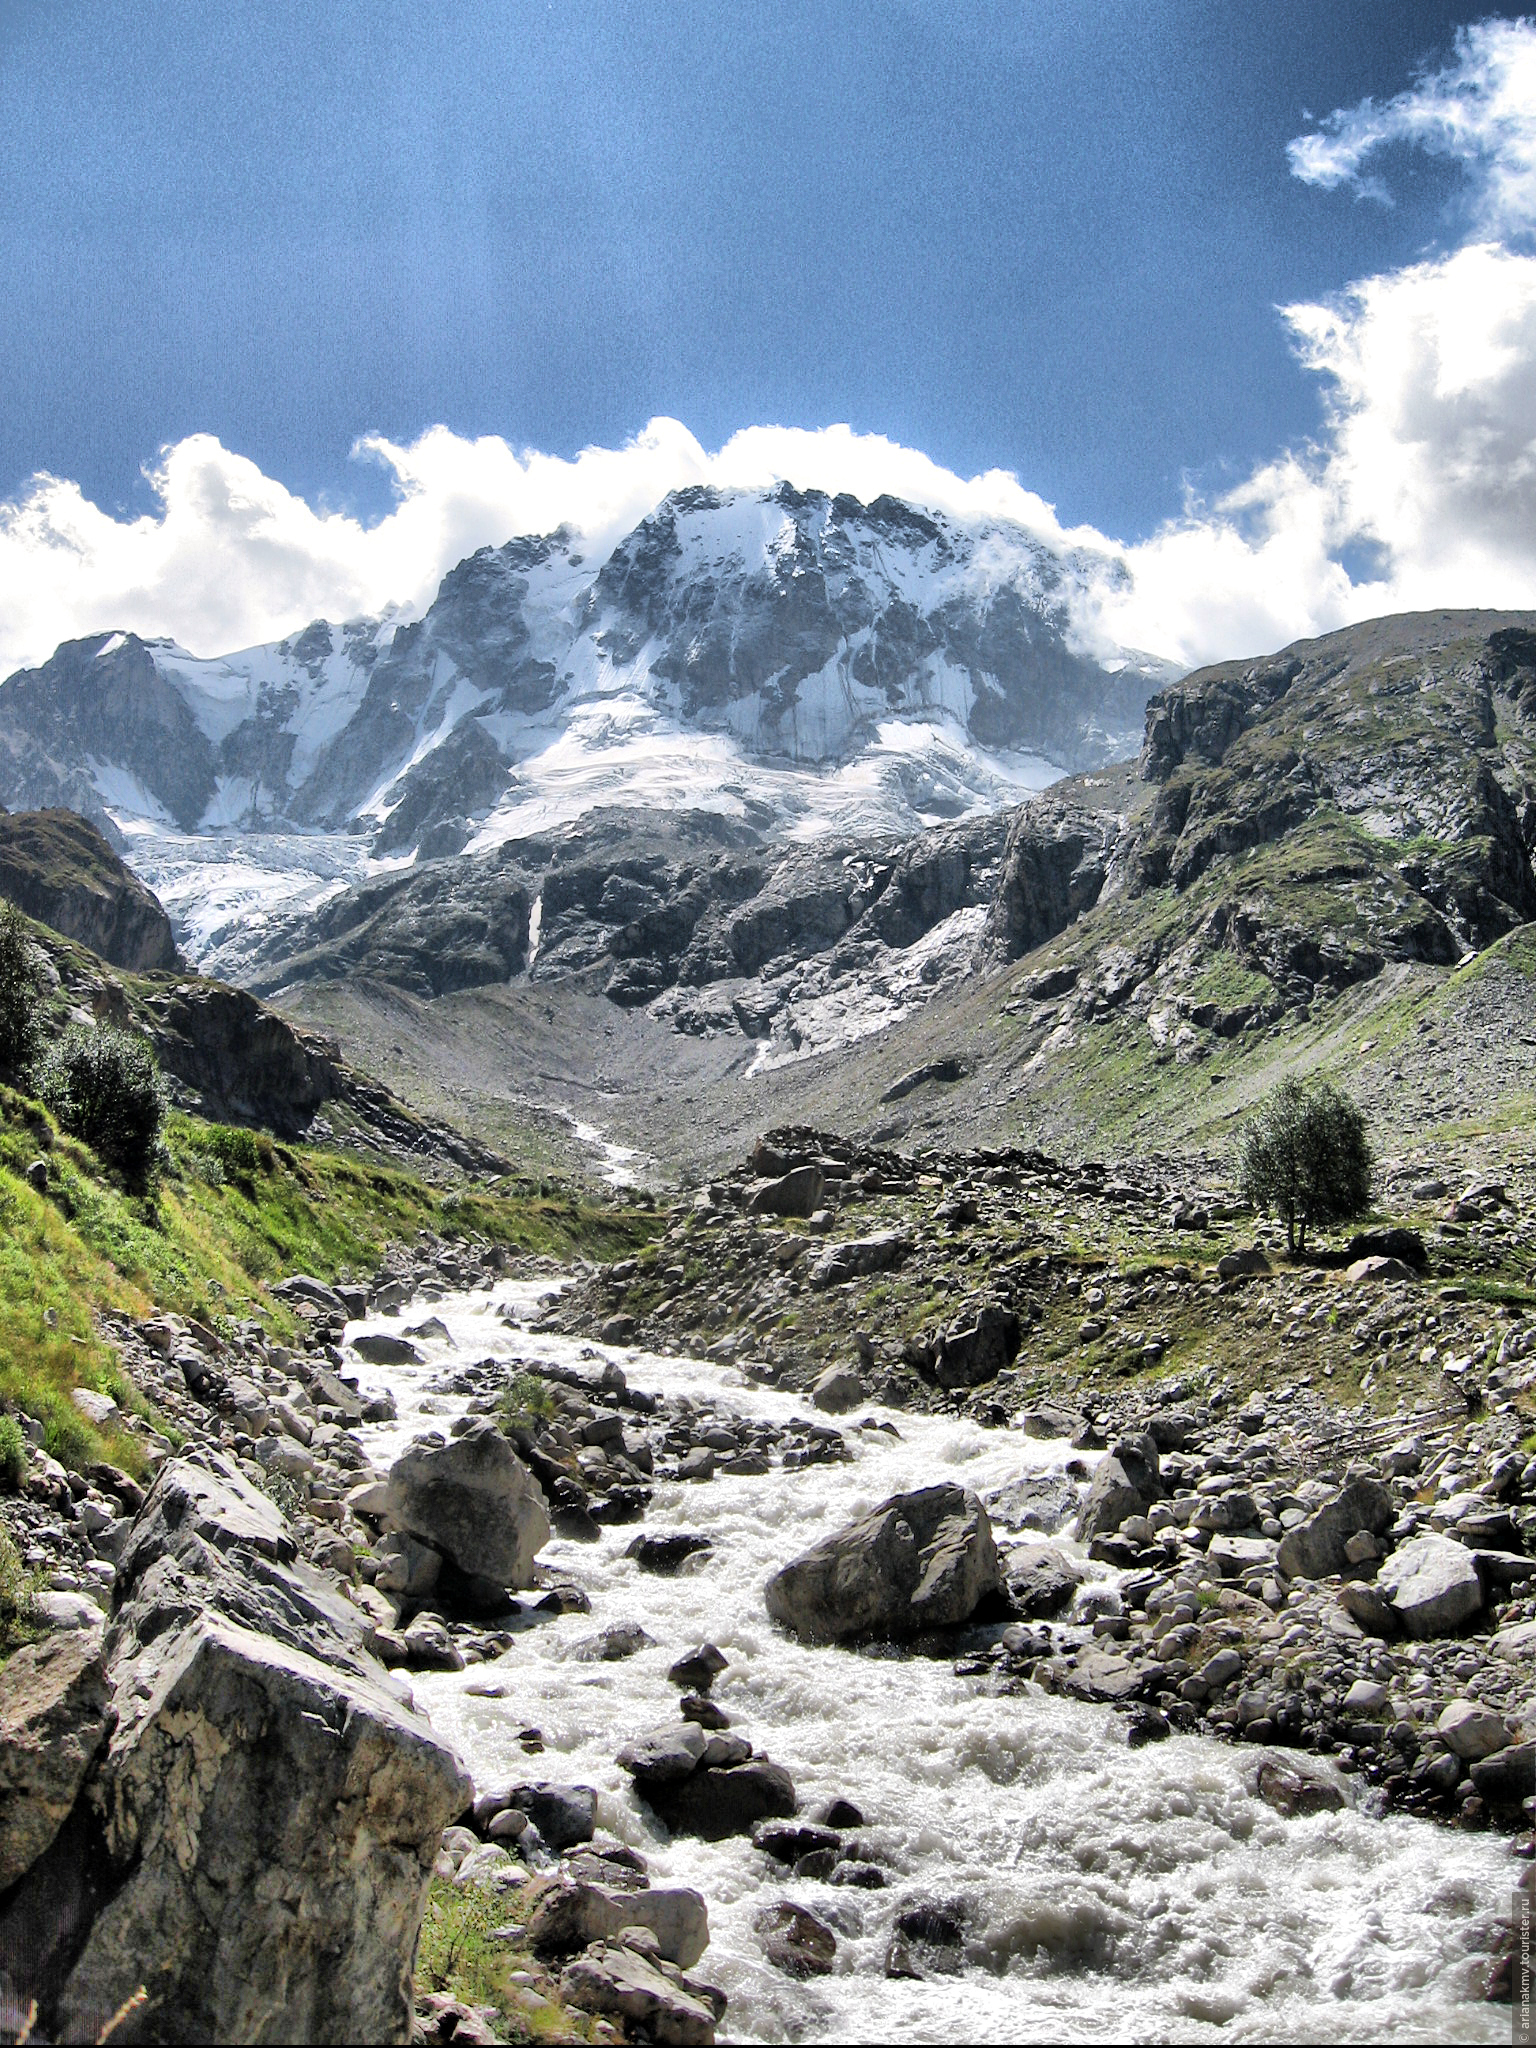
0, 808, 179, 970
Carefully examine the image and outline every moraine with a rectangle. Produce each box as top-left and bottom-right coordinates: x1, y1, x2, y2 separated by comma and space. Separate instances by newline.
346, 1279, 1511, 2045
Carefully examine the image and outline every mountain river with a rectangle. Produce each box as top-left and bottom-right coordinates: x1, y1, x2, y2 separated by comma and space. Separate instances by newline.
346, 1277, 1514, 2044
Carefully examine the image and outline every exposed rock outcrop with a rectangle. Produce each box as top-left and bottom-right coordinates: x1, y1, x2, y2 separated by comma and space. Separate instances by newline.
0, 808, 180, 970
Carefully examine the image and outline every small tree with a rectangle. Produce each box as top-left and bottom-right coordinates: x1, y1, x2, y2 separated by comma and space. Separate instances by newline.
0, 901, 44, 1078
39, 1023, 165, 1182
1237, 1075, 1373, 1254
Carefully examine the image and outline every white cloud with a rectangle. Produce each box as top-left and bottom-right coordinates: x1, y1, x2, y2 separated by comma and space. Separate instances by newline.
1287, 17, 1536, 242
3, 19, 1536, 683
0, 415, 1109, 679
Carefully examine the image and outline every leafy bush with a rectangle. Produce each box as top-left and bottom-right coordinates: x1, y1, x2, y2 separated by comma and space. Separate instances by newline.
0, 1413, 26, 1489
1237, 1075, 1373, 1254
0, 902, 44, 1079
39, 1023, 166, 1182
198, 1122, 263, 1182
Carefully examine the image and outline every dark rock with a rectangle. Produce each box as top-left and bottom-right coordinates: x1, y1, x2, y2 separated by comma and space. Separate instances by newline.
627, 1532, 713, 1574
755, 1901, 837, 1979
668, 1643, 728, 1690
509, 1783, 597, 1850
645, 1761, 799, 1841
932, 1304, 1021, 1389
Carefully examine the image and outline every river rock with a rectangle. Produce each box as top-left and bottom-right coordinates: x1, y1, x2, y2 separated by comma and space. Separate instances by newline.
668, 1643, 728, 1690
1255, 1757, 1348, 1817
351, 1332, 424, 1366
1005, 1543, 1083, 1617
755, 1901, 837, 1978
528, 1877, 709, 1967
509, 1782, 597, 1850
618, 1722, 709, 1785
0, 1626, 111, 1891
561, 1942, 718, 2046
811, 1363, 866, 1413
644, 1760, 799, 1840
1469, 1741, 1536, 1805
932, 1305, 1021, 1389
1075, 1455, 1145, 1541
1274, 1476, 1395, 1581
764, 1483, 1004, 1643
628, 1532, 713, 1574
1437, 1700, 1513, 1760
383, 1421, 549, 1598
1376, 1533, 1484, 1636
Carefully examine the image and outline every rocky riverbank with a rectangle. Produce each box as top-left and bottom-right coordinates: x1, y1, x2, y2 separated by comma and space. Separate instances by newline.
2, 1128, 1532, 2041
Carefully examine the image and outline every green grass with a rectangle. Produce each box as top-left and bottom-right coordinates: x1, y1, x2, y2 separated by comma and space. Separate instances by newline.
0, 1084, 657, 1479
415, 1879, 594, 2043
0, 1524, 42, 1658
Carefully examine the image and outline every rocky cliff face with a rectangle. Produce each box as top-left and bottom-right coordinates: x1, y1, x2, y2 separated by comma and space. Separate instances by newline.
0, 808, 180, 971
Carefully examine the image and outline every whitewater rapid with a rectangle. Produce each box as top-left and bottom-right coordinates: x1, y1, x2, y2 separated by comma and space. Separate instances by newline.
347, 1280, 1513, 2044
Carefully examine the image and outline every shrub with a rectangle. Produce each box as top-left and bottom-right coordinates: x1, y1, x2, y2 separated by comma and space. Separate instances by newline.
0, 1414, 26, 1490
198, 1122, 262, 1181
1237, 1075, 1373, 1254
39, 1023, 166, 1182
0, 902, 44, 1079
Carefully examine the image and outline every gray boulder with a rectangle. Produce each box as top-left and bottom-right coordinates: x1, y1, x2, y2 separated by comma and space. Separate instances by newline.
811, 1363, 865, 1414
1376, 1533, 1484, 1637
11, 1454, 472, 2047
1005, 1544, 1083, 1617
383, 1421, 550, 1595
764, 1484, 1003, 1643
1275, 1476, 1395, 1581
561, 1942, 718, 2046
528, 1879, 709, 1967
57, 1617, 470, 2046
1075, 1455, 1146, 1541
352, 1332, 423, 1366
747, 1166, 824, 1218
0, 1627, 111, 1890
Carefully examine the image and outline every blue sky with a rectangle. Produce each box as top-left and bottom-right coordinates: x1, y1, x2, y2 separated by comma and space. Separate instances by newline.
1, 3, 1534, 672
0, 0, 1511, 530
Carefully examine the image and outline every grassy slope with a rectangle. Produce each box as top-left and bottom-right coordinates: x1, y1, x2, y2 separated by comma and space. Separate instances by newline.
0, 1081, 656, 1479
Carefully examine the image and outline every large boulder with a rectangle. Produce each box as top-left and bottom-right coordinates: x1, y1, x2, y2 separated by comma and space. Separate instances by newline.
527, 1878, 709, 1968
643, 1761, 798, 1841
56, 1617, 470, 2045
383, 1421, 550, 1600
0, 1627, 111, 1890
5, 1454, 471, 2047
1376, 1533, 1484, 1637
1275, 1476, 1395, 1581
746, 1166, 824, 1218
561, 1942, 718, 2046
1074, 1433, 1159, 1542
764, 1484, 1003, 1643
932, 1305, 1021, 1389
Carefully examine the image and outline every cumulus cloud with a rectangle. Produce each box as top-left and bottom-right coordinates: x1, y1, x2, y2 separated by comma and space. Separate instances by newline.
1095, 15, 1536, 666
3, 17, 1536, 680
0, 415, 1105, 678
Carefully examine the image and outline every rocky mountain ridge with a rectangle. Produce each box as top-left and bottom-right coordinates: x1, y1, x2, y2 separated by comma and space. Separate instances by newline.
0, 484, 1166, 886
